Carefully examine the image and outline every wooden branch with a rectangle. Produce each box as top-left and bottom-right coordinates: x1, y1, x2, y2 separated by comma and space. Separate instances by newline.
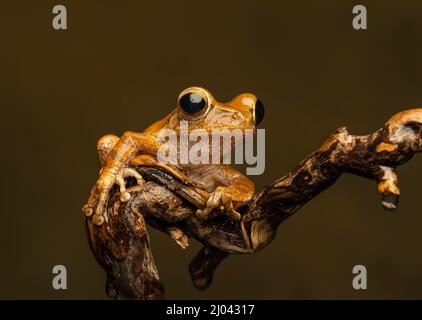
86, 109, 422, 299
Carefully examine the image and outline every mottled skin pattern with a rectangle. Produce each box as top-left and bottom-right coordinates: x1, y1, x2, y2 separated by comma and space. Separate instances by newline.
84, 89, 422, 299
83, 87, 259, 228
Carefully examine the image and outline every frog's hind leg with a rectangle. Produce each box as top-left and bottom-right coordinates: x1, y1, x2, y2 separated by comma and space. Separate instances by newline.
189, 245, 229, 290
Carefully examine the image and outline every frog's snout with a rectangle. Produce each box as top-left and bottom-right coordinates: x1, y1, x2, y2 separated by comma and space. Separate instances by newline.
231, 93, 265, 126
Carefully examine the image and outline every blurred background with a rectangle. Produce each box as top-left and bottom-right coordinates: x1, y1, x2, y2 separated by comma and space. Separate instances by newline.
1, 0, 422, 299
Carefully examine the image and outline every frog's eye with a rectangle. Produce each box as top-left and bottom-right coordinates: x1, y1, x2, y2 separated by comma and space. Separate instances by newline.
254, 98, 265, 125
179, 92, 207, 114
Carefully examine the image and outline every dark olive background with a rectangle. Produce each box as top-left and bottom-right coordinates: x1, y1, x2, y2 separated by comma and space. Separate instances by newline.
1, 0, 422, 299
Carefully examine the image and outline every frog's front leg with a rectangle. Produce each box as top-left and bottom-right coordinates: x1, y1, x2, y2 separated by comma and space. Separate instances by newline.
192, 165, 255, 222
95, 135, 145, 201
83, 132, 161, 225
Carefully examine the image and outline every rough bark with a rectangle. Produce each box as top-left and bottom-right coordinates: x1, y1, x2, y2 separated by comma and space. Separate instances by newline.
85, 109, 422, 299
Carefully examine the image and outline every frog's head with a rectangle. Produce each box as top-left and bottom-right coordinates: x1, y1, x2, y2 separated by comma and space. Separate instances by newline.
159, 87, 265, 165
171, 86, 265, 132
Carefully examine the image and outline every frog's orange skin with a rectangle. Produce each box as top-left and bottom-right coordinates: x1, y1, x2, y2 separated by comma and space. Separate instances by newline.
84, 87, 261, 229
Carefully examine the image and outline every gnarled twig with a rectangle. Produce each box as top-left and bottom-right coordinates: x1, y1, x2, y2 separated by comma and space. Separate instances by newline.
86, 109, 422, 299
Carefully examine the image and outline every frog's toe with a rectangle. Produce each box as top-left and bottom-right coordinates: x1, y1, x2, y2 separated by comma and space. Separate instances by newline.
82, 188, 107, 225
226, 207, 241, 221
221, 199, 241, 221
196, 191, 222, 220
83, 185, 99, 217
82, 204, 93, 217
122, 167, 144, 185
195, 187, 244, 222
196, 197, 241, 222
92, 213, 105, 225
196, 208, 209, 220
93, 190, 109, 224
116, 168, 145, 202
84, 187, 119, 226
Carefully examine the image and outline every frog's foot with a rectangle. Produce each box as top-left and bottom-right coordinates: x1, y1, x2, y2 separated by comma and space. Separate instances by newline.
168, 227, 189, 250
82, 167, 144, 225
196, 187, 242, 222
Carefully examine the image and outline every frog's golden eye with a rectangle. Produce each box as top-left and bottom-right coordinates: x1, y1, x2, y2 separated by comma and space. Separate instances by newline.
178, 92, 207, 115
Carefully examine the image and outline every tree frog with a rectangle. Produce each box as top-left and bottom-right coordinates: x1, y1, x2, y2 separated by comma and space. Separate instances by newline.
83, 87, 265, 227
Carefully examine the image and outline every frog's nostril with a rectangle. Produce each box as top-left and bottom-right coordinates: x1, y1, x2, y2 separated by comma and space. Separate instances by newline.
254, 99, 265, 125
